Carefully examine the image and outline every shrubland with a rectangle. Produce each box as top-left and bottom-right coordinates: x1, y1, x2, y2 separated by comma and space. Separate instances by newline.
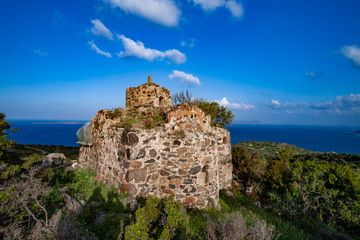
1, 112, 359, 239
232, 141, 360, 239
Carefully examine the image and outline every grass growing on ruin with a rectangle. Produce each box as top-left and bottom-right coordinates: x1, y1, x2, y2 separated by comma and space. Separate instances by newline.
108, 108, 167, 129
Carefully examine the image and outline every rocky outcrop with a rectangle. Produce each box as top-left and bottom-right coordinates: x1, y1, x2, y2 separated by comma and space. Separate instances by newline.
78, 76, 232, 208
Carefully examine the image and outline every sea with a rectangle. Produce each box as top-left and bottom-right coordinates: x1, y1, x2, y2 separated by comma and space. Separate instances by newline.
7, 120, 360, 154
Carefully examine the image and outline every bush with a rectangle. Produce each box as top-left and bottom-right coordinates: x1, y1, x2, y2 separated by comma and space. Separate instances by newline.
206, 212, 248, 240
125, 197, 187, 240
0, 113, 14, 161
248, 219, 276, 240
196, 101, 234, 128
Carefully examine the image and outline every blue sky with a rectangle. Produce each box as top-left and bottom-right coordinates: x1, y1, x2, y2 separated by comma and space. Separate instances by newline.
1, 0, 360, 125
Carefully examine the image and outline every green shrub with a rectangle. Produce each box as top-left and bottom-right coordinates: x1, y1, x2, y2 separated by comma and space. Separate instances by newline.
105, 108, 123, 119
186, 210, 207, 240
0, 164, 20, 180
125, 197, 187, 240
21, 153, 43, 169
0, 113, 14, 161
196, 101, 234, 128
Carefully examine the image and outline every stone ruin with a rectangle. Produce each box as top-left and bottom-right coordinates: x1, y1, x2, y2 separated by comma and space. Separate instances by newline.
126, 75, 173, 110
78, 76, 232, 208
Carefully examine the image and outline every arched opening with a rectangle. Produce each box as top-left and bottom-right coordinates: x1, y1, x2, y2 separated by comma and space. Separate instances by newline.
159, 96, 164, 107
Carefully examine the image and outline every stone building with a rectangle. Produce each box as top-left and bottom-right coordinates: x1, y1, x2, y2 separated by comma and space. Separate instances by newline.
78, 76, 232, 208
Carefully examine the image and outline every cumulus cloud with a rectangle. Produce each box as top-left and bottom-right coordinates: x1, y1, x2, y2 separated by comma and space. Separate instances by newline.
216, 97, 254, 110
225, 0, 243, 18
108, 0, 180, 27
117, 34, 186, 64
268, 94, 360, 114
271, 99, 281, 106
192, 0, 243, 18
88, 41, 112, 58
341, 45, 360, 66
90, 19, 113, 40
169, 70, 201, 85
33, 49, 48, 56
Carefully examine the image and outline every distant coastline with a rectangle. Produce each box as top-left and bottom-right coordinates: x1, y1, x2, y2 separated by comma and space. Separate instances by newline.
6, 120, 360, 154
32, 121, 84, 125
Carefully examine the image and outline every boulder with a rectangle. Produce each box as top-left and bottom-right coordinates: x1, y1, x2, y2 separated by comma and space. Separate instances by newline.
60, 188, 83, 214
40, 153, 66, 168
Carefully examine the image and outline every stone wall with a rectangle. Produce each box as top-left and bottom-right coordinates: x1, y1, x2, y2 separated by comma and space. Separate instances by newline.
79, 107, 232, 208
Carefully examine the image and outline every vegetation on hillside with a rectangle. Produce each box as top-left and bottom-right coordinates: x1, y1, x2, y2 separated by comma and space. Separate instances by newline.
0, 163, 301, 240
232, 141, 360, 239
1, 114, 359, 239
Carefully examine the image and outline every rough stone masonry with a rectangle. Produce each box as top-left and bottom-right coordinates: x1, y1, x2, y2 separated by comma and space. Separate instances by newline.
78, 76, 232, 208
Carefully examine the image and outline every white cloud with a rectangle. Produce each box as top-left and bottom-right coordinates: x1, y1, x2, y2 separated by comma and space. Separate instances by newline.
192, 0, 243, 18
33, 49, 48, 56
216, 97, 254, 110
88, 41, 112, 58
341, 45, 360, 66
192, 0, 224, 10
91, 19, 113, 40
169, 70, 201, 85
271, 99, 281, 106
117, 34, 186, 64
225, 0, 243, 18
108, 0, 180, 27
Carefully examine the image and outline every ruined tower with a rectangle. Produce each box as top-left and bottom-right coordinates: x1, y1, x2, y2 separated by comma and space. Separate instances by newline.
78, 76, 232, 208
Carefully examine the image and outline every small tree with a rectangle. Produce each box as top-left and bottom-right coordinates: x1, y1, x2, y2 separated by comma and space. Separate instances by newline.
0, 113, 14, 161
196, 101, 234, 128
172, 90, 193, 105
0, 167, 51, 239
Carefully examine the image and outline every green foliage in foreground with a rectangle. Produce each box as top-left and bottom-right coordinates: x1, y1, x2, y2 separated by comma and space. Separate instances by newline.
1, 162, 305, 240
0, 113, 14, 161
125, 197, 187, 240
232, 141, 360, 239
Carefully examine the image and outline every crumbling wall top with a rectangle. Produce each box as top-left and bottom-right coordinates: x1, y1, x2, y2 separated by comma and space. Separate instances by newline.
166, 104, 211, 131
